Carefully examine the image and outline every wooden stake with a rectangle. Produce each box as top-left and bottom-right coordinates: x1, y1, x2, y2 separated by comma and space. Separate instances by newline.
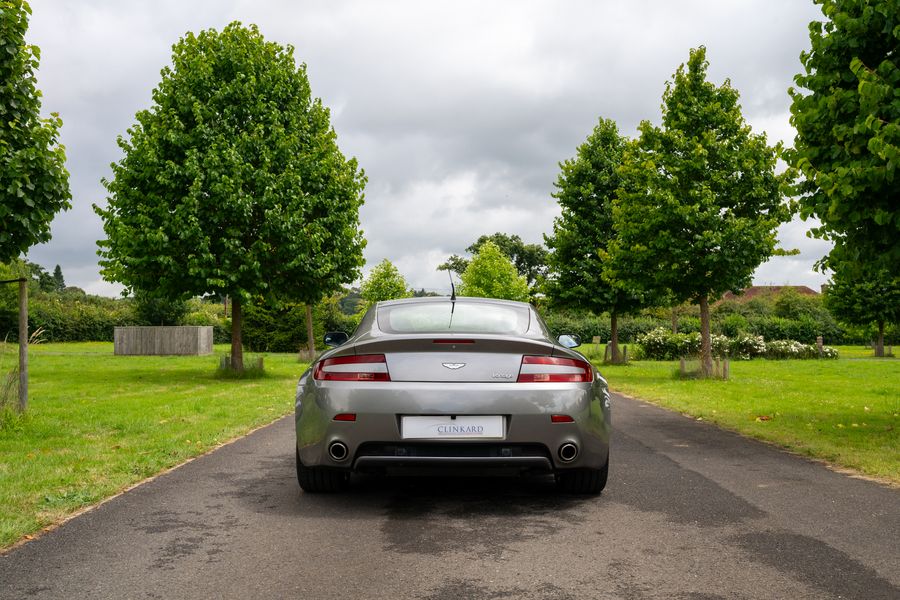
18, 279, 27, 413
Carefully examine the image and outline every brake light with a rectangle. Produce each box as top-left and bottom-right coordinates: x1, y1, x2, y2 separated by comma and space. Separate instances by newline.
313, 354, 391, 381
517, 356, 592, 383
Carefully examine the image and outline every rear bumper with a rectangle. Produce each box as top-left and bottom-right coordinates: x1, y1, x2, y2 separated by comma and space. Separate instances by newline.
294, 376, 611, 472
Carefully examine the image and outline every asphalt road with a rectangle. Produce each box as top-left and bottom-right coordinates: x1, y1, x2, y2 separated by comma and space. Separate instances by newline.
2, 393, 898, 600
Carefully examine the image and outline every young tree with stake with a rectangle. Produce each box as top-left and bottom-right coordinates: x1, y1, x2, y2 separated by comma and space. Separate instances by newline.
546, 118, 644, 363
608, 47, 791, 377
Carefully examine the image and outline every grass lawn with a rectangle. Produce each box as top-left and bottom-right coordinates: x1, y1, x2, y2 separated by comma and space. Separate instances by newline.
0, 342, 307, 550
578, 343, 899, 484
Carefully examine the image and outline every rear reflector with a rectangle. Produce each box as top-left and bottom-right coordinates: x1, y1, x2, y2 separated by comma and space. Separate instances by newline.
517, 356, 592, 383
333, 413, 357, 421
314, 354, 391, 382
551, 414, 575, 423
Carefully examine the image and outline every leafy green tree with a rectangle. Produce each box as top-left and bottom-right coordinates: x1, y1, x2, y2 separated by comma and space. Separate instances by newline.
608, 47, 790, 376
789, 0, 899, 277
359, 259, 411, 307
437, 254, 470, 277
439, 233, 548, 289
0, 0, 71, 263
51, 264, 64, 291
467, 233, 547, 287
22, 259, 53, 292
459, 240, 529, 302
825, 265, 900, 357
96, 23, 366, 370
546, 118, 644, 362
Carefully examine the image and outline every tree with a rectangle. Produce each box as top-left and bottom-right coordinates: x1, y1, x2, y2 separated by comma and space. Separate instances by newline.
545, 118, 644, 362
22, 259, 53, 292
825, 265, 900, 357
437, 254, 470, 277
608, 47, 790, 376
459, 241, 529, 302
789, 0, 899, 277
467, 233, 548, 287
51, 264, 64, 291
0, 0, 71, 263
439, 233, 548, 289
96, 23, 366, 370
359, 259, 411, 307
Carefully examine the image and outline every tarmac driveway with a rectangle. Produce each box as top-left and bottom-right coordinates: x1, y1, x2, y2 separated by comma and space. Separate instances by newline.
1, 393, 898, 599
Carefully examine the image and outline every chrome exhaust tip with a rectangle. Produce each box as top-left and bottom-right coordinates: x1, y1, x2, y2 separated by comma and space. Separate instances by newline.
328, 441, 349, 462
558, 442, 578, 463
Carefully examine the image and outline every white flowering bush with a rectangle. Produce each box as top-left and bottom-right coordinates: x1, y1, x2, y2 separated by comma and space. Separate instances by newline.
729, 333, 767, 360
764, 340, 838, 360
637, 329, 838, 360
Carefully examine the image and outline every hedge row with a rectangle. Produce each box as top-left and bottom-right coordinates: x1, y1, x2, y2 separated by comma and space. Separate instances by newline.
542, 309, 897, 346
635, 328, 838, 360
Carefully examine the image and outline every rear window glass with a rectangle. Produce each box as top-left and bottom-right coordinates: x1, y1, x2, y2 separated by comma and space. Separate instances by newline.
377, 302, 530, 335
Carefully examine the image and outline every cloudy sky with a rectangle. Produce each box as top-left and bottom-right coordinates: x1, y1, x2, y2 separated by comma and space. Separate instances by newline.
25, 0, 831, 296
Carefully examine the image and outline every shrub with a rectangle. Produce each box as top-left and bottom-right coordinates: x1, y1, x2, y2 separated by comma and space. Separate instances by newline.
719, 313, 749, 337
133, 291, 188, 326
637, 328, 837, 360
182, 299, 230, 344
764, 339, 838, 360
728, 333, 766, 360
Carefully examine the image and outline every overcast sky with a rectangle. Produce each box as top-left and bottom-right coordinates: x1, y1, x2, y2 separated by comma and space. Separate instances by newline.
25, 0, 831, 296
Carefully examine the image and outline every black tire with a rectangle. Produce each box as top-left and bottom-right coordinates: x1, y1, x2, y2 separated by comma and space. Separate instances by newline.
557, 458, 609, 495
296, 448, 349, 493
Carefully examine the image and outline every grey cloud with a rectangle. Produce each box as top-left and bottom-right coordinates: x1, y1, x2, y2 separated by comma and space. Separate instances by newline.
24, 0, 829, 295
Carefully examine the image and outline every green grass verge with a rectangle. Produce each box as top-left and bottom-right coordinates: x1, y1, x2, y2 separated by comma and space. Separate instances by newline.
0, 342, 307, 549
578, 343, 899, 484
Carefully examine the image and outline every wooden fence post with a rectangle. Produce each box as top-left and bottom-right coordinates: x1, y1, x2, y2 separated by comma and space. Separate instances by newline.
18, 278, 27, 412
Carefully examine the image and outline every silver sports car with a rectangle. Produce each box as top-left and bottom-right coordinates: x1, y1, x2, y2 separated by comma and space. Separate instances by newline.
294, 296, 611, 494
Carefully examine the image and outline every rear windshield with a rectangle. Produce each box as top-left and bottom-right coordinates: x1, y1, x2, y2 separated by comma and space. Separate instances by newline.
377, 302, 530, 335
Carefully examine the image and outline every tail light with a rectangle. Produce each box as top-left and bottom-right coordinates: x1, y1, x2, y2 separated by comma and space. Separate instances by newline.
517, 356, 592, 383
313, 354, 391, 381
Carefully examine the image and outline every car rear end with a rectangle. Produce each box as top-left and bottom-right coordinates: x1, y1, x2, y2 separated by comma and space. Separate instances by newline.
294, 298, 611, 492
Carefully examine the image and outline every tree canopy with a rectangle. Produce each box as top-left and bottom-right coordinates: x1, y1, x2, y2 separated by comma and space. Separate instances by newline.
608, 47, 790, 375
439, 232, 547, 289
459, 241, 529, 302
825, 264, 900, 356
789, 0, 900, 277
359, 259, 411, 306
96, 23, 366, 369
546, 117, 643, 361
0, 0, 71, 263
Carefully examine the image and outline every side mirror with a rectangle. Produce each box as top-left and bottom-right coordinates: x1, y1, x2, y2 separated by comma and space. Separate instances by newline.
323, 331, 349, 348
557, 334, 581, 349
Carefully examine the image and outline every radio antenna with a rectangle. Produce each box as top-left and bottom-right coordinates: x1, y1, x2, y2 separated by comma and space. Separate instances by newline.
447, 269, 456, 329
448, 269, 456, 303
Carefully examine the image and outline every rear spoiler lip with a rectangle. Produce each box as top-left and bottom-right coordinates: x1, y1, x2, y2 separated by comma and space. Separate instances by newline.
348, 335, 559, 357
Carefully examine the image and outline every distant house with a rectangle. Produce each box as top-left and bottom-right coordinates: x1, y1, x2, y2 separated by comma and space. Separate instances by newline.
721, 285, 820, 302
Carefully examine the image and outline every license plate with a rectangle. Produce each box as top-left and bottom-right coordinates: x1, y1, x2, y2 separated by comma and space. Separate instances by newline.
401, 415, 505, 440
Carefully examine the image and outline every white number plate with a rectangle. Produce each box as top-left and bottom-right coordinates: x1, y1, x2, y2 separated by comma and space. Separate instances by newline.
401, 415, 505, 440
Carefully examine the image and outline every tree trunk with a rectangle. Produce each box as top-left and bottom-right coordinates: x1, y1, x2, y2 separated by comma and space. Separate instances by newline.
230, 296, 243, 372
875, 320, 885, 358
671, 307, 679, 334
609, 312, 620, 363
18, 279, 27, 413
305, 303, 316, 361
699, 294, 712, 377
